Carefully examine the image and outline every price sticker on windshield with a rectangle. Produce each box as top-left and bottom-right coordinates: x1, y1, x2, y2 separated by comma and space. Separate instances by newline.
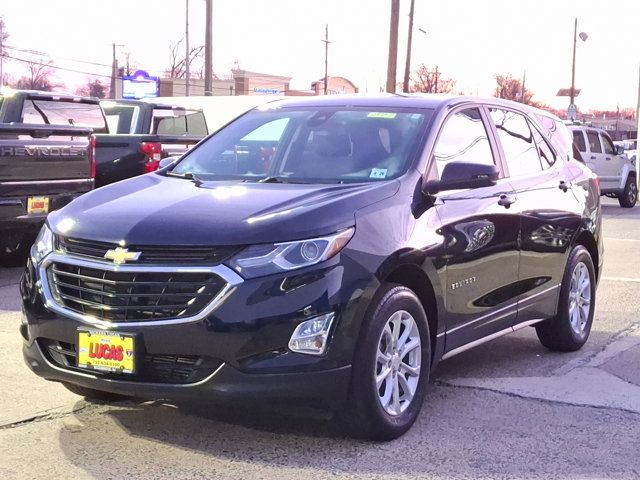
370, 168, 388, 179
367, 112, 397, 119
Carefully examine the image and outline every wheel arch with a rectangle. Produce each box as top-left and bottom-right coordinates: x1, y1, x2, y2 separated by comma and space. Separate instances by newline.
381, 262, 444, 363
573, 230, 600, 281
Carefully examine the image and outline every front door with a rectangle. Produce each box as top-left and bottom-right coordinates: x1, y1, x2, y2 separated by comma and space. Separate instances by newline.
429, 106, 521, 353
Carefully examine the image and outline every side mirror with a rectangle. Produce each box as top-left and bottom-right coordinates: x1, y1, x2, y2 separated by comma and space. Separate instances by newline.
615, 145, 625, 155
158, 156, 180, 169
423, 162, 499, 195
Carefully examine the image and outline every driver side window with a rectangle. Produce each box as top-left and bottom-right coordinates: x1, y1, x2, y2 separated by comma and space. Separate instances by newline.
432, 107, 496, 180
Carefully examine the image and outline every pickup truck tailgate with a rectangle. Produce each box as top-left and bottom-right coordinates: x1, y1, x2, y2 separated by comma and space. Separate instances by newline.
0, 124, 93, 181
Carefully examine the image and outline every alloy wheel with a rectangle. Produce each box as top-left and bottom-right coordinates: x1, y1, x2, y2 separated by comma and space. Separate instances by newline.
629, 181, 637, 205
375, 310, 421, 416
569, 262, 591, 335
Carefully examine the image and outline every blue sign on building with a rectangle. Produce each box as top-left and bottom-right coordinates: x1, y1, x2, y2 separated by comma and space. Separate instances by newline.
122, 70, 159, 99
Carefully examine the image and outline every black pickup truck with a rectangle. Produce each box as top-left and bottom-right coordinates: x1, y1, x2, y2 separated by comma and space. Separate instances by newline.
96, 99, 207, 186
0, 90, 96, 262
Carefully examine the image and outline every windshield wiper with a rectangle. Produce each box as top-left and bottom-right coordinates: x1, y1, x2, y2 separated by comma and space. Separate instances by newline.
258, 176, 287, 183
166, 170, 204, 185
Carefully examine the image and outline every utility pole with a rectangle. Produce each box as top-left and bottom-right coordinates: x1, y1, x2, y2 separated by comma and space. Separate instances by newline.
434, 65, 439, 93
322, 24, 330, 95
570, 17, 577, 107
0, 21, 3, 88
386, 0, 400, 93
204, 0, 213, 96
402, 0, 415, 93
110, 43, 118, 99
185, 0, 190, 96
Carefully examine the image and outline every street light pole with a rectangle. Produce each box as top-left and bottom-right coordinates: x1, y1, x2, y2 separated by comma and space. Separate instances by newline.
204, 0, 213, 96
570, 17, 577, 107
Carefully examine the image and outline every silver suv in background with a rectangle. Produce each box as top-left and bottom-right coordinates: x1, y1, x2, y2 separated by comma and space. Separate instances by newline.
569, 126, 637, 208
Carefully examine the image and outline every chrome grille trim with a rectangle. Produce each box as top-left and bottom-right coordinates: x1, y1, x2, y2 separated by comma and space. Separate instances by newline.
38, 253, 244, 328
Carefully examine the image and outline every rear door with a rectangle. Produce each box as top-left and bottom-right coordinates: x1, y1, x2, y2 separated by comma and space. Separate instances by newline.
599, 131, 625, 188
431, 106, 521, 353
487, 107, 582, 323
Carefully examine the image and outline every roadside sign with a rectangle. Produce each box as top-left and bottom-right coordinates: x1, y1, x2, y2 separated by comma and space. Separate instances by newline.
568, 104, 577, 121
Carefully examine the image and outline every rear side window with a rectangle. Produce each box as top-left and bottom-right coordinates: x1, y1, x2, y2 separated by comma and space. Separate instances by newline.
530, 123, 556, 169
489, 108, 542, 176
600, 133, 615, 155
21, 99, 107, 132
154, 109, 208, 135
573, 130, 587, 152
586, 132, 602, 153
432, 107, 495, 178
102, 104, 140, 134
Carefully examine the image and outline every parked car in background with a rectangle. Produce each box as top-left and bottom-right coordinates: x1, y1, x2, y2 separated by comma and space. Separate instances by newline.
95, 100, 208, 186
614, 138, 637, 162
569, 125, 636, 207
22, 94, 602, 440
0, 89, 96, 263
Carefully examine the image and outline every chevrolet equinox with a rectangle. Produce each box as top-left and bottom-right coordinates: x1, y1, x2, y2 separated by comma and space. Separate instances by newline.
21, 95, 602, 440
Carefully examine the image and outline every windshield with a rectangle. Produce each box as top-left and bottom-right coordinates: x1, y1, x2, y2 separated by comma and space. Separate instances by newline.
170, 106, 431, 183
21, 99, 107, 133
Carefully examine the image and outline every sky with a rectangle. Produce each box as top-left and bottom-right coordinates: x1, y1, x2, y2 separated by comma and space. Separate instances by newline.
1, 0, 639, 112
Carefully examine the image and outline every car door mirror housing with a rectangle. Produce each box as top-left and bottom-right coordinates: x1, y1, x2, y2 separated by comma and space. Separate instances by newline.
423, 162, 499, 195
615, 145, 625, 155
158, 156, 180, 169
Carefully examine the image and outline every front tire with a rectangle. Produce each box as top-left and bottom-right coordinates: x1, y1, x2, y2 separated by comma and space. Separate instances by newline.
618, 176, 637, 208
536, 245, 596, 352
62, 382, 130, 402
341, 284, 431, 440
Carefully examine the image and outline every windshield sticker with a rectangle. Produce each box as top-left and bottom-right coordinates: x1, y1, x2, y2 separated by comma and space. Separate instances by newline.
370, 168, 388, 179
367, 112, 397, 119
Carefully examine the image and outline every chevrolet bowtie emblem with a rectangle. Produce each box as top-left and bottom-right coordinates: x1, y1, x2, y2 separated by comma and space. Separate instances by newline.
104, 247, 141, 265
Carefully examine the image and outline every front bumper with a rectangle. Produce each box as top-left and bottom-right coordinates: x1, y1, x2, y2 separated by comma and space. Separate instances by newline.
23, 339, 351, 409
21, 247, 376, 409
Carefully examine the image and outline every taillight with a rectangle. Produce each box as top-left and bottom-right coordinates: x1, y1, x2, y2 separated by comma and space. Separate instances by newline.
594, 175, 601, 193
89, 134, 96, 179
140, 142, 162, 173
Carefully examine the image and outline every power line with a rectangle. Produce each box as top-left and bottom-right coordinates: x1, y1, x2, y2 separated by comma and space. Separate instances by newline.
3, 44, 112, 68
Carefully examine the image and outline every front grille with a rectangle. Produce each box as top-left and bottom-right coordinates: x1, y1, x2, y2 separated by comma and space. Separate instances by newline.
48, 262, 226, 322
40, 340, 222, 384
56, 236, 239, 264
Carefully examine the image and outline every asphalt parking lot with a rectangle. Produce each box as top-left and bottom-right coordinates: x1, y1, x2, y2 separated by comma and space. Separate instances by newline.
1, 198, 639, 480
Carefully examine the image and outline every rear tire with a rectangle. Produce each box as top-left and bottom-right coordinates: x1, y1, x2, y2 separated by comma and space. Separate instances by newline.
62, 382, 130, 402
340, 283, 431, 440
536, 245, 595, 352
618, 176, 637, 208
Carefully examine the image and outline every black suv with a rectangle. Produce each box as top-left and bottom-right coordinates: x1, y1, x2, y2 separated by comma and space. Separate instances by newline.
21, 95, 602, 440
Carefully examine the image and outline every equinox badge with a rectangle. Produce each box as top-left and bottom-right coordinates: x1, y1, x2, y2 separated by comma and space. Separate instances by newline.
104, 247, 141, 265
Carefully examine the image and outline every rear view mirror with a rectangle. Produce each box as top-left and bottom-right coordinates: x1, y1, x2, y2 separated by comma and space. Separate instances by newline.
158, 156, 180, 169
423, 162, 499, 195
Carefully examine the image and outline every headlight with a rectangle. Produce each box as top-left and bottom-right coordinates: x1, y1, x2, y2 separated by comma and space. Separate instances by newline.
228, 227, 354, 278
31, 223, 53, 264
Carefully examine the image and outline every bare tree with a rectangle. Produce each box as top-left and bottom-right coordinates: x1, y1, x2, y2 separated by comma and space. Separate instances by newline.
409, 64, 456, 94
494, 74, 533, 104
13, 58, 60, 91
164, 39, 205, 79
76, 78, 108, 98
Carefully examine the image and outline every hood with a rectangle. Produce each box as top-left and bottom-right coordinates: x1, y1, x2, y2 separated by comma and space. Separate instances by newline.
49, 174, 400, 246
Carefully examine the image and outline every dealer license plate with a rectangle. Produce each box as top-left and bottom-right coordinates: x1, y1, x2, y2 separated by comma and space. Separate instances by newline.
77, 329, 135, 374
27, 196, 50, 215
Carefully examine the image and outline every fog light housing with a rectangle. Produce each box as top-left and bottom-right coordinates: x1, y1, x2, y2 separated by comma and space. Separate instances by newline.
288, 312, 335, 356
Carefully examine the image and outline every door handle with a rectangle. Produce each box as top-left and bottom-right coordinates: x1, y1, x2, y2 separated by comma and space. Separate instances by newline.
559, 180, 569, 192
498, 194, 516, 208
605, 157, 611, 161
590, 156, 596, 160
